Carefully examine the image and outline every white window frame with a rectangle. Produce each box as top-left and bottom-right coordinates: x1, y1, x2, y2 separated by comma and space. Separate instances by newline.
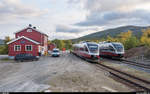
25, 45, 32, 51
14, 45, 21, 51
27, 29, 32, 32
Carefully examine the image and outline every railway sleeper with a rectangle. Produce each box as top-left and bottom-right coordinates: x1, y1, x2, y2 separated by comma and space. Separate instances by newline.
110, 72, 150, 92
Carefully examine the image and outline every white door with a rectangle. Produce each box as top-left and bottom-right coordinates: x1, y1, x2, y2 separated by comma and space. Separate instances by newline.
41, 47, 45, 55
38, 46, 41, 52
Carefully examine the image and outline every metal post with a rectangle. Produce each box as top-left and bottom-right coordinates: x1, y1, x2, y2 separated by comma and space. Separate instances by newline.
141, 55, 144, 62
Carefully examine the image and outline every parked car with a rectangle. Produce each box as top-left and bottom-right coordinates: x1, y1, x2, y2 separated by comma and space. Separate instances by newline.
15, 53, 39, 62
51, 48, 60, 57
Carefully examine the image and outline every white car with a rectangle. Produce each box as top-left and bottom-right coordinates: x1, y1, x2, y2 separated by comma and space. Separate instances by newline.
51, 48, 60, 57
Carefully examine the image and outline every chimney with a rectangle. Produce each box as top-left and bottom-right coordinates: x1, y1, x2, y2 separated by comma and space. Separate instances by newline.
33, 27, 36, 29
29, 24, 32, 27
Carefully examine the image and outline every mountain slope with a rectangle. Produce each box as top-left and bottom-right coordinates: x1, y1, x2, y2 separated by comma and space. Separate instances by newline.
72, 25, 150, 42
0, 39, 4, 45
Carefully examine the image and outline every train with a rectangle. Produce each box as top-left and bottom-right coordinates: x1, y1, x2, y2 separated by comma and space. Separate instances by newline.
99, 41, 125, 58
72, 41, 100, 62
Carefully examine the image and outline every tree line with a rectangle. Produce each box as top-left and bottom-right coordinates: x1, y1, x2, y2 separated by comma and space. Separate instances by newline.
90, 28, 150, 50
1, 28, 150, 54
0, 36, 10, 54
49, 39, 72, 50
50, 29, 148, 51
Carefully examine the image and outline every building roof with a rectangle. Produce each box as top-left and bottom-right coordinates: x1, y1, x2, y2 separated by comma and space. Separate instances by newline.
7, 36, 40, 45
14, 26, 48, 37
48, 43, 56, 46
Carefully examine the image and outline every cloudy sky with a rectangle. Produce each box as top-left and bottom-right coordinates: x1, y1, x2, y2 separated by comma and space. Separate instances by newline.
0, 0, 150, 40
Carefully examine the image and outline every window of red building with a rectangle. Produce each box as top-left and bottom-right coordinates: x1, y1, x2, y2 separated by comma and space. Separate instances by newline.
14, 45, 21, 51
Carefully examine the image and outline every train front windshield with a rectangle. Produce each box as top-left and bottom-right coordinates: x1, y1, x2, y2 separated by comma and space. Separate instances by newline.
87, 44, 98, 53
112, 43, 123, 52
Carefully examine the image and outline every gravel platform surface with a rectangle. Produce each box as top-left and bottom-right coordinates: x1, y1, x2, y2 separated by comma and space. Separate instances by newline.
0, 53, 133, 92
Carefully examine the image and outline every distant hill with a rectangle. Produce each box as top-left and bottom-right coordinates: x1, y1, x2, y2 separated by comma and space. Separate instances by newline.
0, 39, 4, 45
72, 25, 150, 42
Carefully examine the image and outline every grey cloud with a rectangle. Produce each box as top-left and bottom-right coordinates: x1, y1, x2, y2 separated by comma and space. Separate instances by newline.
55, 24, 100, 34
0, 0, 47, 21
68, 0, 150, 12
77, 10, 150, 26
56, 25, 82, 33
68, 0, 150, 27
77, 11, 124, 26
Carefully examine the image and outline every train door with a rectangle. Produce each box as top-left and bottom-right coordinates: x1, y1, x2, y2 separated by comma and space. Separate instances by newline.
84, 45, 89, 53
22, 44, 26, 54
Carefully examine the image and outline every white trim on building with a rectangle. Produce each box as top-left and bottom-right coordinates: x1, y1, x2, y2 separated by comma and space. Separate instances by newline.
7, 36, 40, 45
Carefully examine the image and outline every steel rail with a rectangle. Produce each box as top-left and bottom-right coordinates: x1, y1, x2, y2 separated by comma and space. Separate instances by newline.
71, 52, 150, 92
95, 63, 150, 92
120, 59, 150, 69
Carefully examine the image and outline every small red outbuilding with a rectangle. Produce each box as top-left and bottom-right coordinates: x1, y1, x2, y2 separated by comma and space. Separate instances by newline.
48, 43, 56, 51
7, 36, 40, 59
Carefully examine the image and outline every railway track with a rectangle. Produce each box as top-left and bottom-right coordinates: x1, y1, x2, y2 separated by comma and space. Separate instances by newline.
101, 57, 150, 69
94, 63, 150, 92
120, 59, 150, 69
71, 53, 150, 92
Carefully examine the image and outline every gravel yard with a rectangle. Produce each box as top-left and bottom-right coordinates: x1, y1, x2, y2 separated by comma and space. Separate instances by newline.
101, 58, 150, 82
0, 53, 133, 92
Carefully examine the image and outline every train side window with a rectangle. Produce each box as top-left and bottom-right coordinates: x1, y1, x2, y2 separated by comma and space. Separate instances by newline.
109, 46, 115, 51
100, 46, 105, 52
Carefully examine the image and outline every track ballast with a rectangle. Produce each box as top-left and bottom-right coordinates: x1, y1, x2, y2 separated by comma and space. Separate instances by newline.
71, 52, 150, 92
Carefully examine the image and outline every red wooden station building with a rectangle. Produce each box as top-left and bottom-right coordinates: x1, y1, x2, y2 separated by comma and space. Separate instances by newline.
7, 24, 48, 59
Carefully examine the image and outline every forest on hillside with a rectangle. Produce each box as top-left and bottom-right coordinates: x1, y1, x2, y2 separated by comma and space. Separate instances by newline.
51, 28, 150, 51
1, 28, 150, 54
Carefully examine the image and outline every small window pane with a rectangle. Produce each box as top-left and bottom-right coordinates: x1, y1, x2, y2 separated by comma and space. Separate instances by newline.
27, 29, 32, 32
26, 45, 32, 51
14, 45, 21, 51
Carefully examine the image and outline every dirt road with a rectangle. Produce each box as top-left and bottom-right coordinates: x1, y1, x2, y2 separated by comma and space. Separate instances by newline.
0, 52, 132, 92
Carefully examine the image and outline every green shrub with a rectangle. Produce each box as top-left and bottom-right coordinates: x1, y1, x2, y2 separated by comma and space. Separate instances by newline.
124, 36, 140, 50
0, 57, 10, 61
0, 45, 8, 54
